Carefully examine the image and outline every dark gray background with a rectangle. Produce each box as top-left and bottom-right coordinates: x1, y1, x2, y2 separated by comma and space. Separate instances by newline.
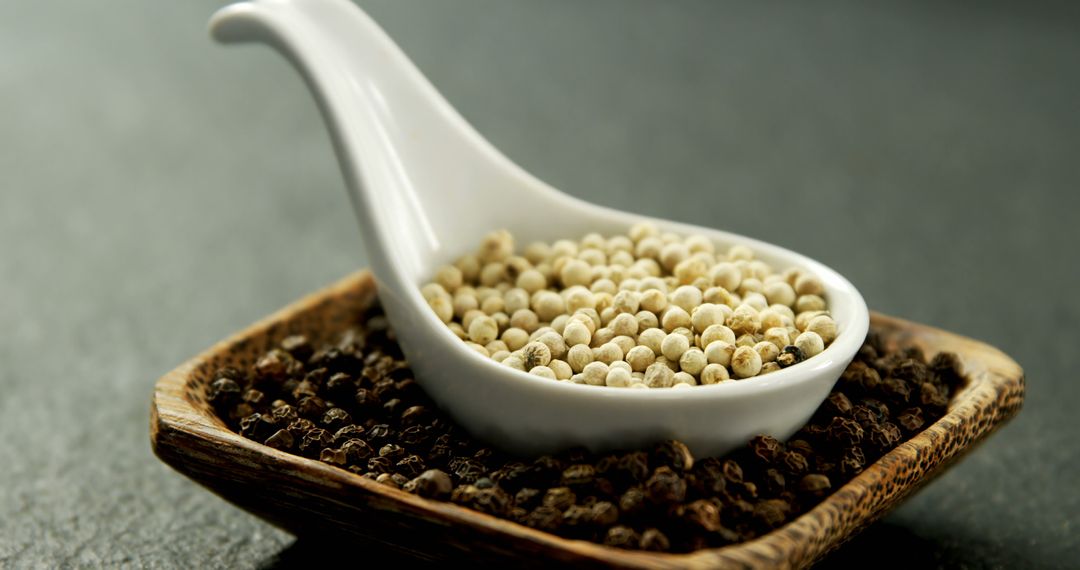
2, 1, 1077, 568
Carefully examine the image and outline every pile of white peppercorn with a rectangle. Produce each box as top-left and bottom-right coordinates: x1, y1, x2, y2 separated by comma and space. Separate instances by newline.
421, 223, 838, 388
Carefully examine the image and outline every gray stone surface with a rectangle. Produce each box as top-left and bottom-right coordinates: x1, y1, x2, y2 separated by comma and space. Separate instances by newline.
1, 0, 1077, 567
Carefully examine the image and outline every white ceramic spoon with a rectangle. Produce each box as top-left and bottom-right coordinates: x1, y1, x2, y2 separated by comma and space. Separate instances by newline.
210, 0, 869, 456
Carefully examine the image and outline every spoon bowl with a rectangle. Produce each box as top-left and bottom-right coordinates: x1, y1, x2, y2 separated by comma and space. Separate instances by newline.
210, 0, 869, 456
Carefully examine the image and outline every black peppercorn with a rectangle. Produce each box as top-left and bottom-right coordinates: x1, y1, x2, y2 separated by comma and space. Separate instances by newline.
639, 528, 670, 552
263, 429, 295, 451
404, 469, 452, 499
542, 487, 576, 511
590, 501, 619, 526
333, 424, 365, 445
337, 438, 373, 464
320, 447, 348, 466
397, 455, 426, 477
776, 345, 804, 368
366, 424, 395, 445
749, 435, 784, 465
321, 407, 352, 431
677, 499, 722, 532
653, 440, 695, 472
219, 320, 961, 554
753, 499, 790, 530
255, 349, 294, 381
367, 456, 393, 474
560, 464, 596, 487
645, 467, 686, 506
279, 335, 312, 361
524, 505, 563, 532
299, 428, 334, 458
618, 486, 647, 518
603, 525, 640, 549
208, 377, 242, 409
296, 396, 327, 419
401, 405, 431, 427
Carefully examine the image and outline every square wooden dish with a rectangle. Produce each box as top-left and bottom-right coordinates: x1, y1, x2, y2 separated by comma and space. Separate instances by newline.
150, 271, 1024, 567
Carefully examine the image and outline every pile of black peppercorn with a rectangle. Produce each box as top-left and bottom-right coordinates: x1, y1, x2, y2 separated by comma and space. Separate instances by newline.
209, 305, 964, 553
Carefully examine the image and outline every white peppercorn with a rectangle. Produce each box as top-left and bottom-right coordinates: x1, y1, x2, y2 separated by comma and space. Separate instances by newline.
738, 277, 763, 296
763, 327, 791, 349
492, 307, 511, 329
536, 331, 567, 360
421, 283, 449, 301
605, 367, 633, 388
465, 342, 490, 358
480, 295, 505, 315
806, 315, 838, 343
760, 362, 781, 375
426, 226, 836, 387
510, 309, 539, 333
736, 333, 758, 348
728, 244, 754, 261
559, 258, 592, 288
549, 359, 573, 380
635, 310, 659, 331
671, 285, 703, 313
679, 348, 707, 376
762, 281, 796, 307
610, 312, 639, 337
672, 326, 695, 347
582, 361, 609, 386
630, 328, 665, 354
700, 363, 730, 385
674, 257, 708, 284
529, 366, 556, 380
731, 345, 763, 378
521, 341, 552, 369
563, 321, 592, 347
659, 242, 689, 271
794, 331, 825, 358
700, 324, 736, 348
661, 305, 691, 332
796, 294, 827, 313
611, 335, 637, 358
625, 345, 656, 372
795, 309, 829, 331
454, 254, 481, 283
514, 269, 545, 294
644, 362, 675, 388
660, 333, 690, 361
532, 291, 566, 322
754, 341, 779, 363
501, 327, 529, 351
593, 342, 624, 365
673, 372, 697, 387
566, 344, 594, 373
468, 315, 498, 345
690, 303, 726, 333
794, 274, 826, 297
591, 327, 616, 348
742, 292, 769, 312
579, 249, 607, 267
704, 341, 735, 367
427, 295, 454, 323
728, 304, 760, 336
452, 293, 479, 319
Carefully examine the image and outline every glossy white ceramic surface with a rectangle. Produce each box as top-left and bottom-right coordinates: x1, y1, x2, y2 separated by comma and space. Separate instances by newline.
209, 0, 869, 456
